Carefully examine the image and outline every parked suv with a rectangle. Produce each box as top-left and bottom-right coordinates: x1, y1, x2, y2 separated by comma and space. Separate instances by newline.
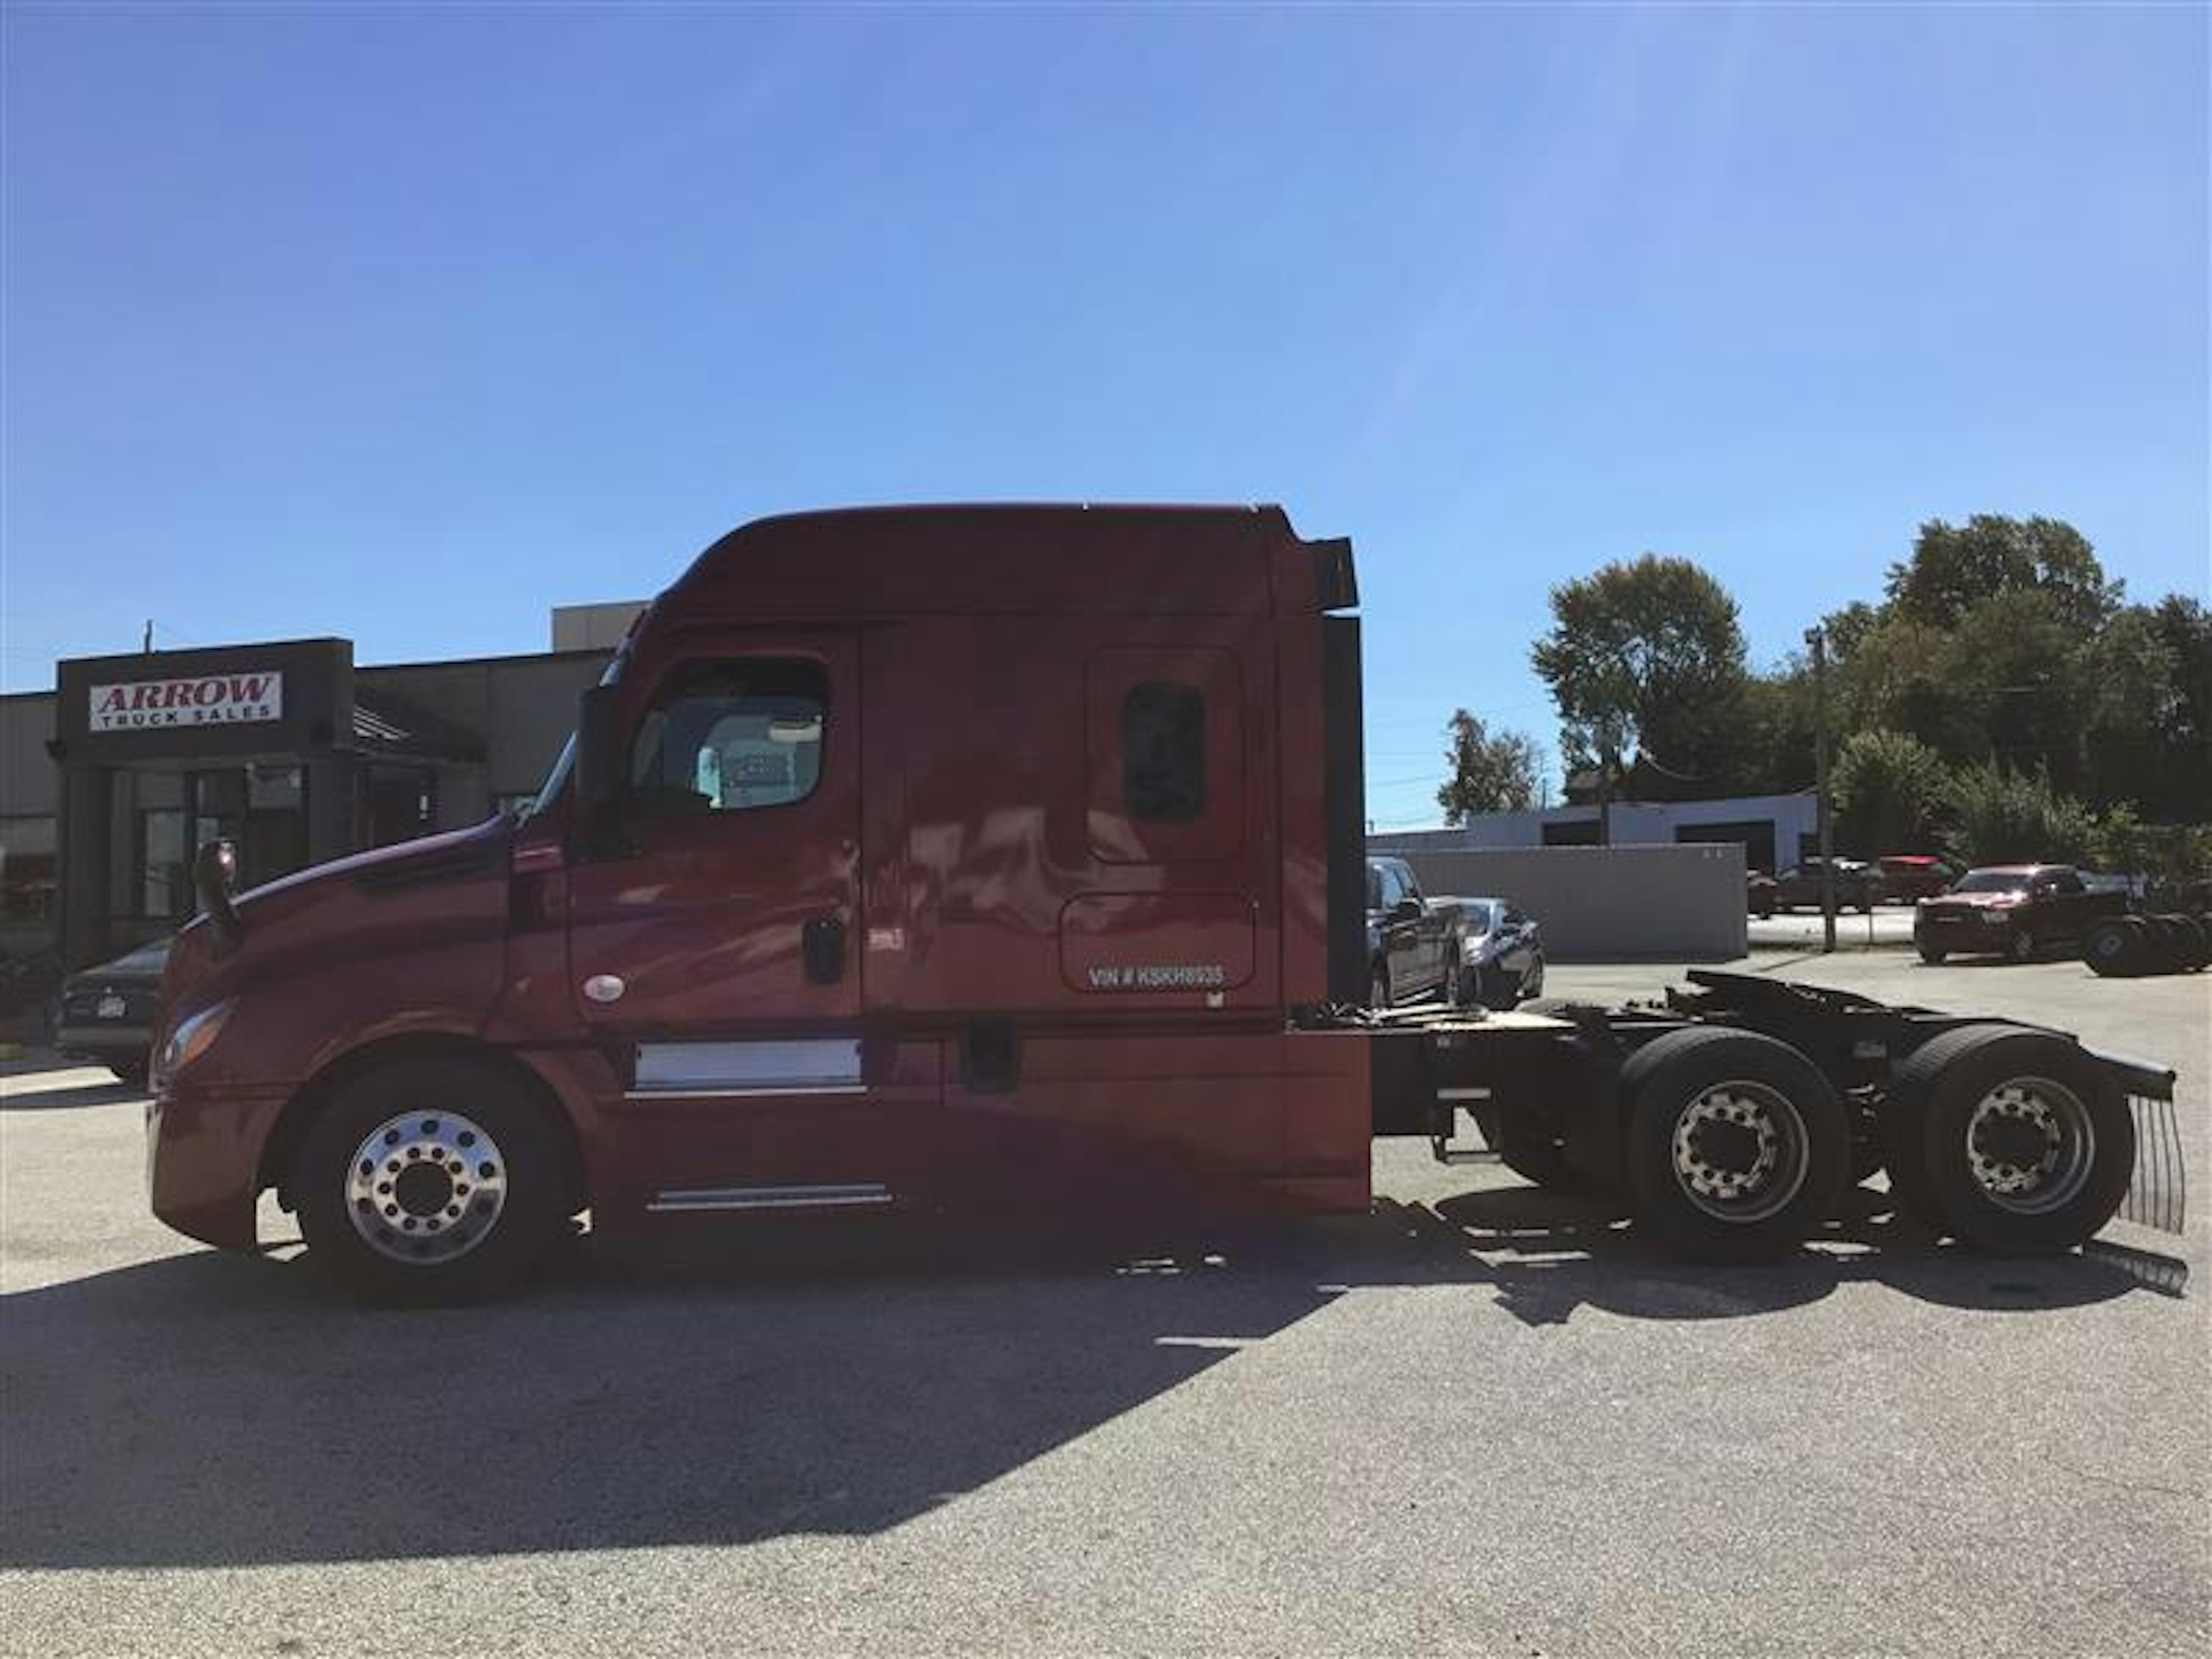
1753, 858, 1882, 916
1914, 865, 2126, 964
1877, 854, 1962, 904
1364, 857, 1462, 1007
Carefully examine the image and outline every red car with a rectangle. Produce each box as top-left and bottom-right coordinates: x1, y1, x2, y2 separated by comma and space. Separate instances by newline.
1877, 855, 1963, 904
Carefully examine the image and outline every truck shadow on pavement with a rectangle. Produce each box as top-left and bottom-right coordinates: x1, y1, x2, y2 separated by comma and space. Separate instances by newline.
1, 1198, 2174, 1573
3, 1224, 1345, 1571
1406, 1184, 2177, 1326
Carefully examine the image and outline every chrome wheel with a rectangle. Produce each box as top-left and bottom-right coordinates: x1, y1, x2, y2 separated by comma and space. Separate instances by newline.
1964, 1077, 2094, 1216
345, 1109, 509, 1265
1669, 1080, 1811, 1223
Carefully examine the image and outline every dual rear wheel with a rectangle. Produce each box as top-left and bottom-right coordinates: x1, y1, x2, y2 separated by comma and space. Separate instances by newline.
1507, 1024, 2132, 1262
1878, 1025, 2133, 1252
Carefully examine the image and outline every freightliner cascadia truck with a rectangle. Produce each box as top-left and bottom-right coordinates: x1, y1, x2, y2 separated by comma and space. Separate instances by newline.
146, 505, 2186, 1302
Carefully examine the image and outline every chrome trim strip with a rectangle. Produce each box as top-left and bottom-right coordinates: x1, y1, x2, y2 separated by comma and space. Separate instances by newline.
646, 1183, 892, 1214
1437, 1086, 1493, 1101
623, 1085, 869, 1102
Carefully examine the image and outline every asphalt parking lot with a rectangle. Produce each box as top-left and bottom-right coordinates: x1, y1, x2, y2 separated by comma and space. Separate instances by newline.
3, 951, 2207, 1658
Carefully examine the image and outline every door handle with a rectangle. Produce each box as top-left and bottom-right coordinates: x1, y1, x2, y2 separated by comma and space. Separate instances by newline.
802, 913, 847, 985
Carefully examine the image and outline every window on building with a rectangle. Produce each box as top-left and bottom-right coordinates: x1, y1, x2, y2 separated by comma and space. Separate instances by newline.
138, 809, 188, 922
1121, 682, 1206, 823
0, 816, 57, 923
629, 660, 827, 814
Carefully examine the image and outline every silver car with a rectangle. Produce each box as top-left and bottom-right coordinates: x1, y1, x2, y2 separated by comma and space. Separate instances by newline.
1454, 899, 1545, 1010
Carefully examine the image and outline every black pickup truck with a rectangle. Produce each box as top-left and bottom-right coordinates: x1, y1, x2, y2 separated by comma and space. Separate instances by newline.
1365, 855, 1464, 1007
1914, 864, 2127, 964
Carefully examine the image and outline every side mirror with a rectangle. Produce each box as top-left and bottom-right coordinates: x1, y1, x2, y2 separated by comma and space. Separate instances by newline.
575, 685, 624, 815
1391, 896, 1422, 923
194, 838, 242, 953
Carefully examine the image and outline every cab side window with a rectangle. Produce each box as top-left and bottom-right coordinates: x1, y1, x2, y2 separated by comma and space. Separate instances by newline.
630, 659, 827, 814
1122, 683, 1206, 823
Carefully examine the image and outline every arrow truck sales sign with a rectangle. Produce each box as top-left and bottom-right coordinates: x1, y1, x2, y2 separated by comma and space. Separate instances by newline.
89, 672, 285, 731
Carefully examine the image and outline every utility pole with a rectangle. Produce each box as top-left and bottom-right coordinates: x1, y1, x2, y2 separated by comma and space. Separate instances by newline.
1596, 738, 1613, 847
1806, 625, 1836, 953
142, 620, 154, 654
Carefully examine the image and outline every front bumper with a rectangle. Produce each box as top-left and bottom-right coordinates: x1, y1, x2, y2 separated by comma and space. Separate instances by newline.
146, 1077, 291, 1252
1916, 915, 2020, 954
55, 1021, 153, 1067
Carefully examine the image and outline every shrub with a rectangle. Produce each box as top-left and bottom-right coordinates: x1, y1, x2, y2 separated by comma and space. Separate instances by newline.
1831, 729, 1950, 855
1943, 764, 2095, 866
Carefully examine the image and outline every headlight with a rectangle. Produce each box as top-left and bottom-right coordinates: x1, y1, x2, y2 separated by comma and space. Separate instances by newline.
156, 999, 234, 1081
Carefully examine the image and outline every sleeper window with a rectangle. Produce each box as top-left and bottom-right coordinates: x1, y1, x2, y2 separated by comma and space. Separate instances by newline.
630, 660, 827, 813
1122, 682, 1206, 823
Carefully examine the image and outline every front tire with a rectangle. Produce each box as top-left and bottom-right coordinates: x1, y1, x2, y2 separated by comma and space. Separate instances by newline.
1620, 1028, 1849, 1262
294, 1057, 571, 1304
2007, 928, 2036, 964
1918, 944, 1948, 965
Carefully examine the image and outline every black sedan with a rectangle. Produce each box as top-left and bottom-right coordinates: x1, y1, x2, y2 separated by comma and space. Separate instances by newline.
1453, 899, 1546, 1009
54, 937, 171, 1084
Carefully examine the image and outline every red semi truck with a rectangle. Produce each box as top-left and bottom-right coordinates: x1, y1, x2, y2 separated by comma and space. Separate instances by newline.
147, 505, 2185, 1301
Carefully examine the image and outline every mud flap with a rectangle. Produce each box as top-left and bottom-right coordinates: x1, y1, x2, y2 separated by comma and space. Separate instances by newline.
2118, 1093, 2187, 1237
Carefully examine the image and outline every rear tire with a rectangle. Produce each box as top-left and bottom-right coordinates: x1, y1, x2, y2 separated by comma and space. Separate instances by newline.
294, 1056, 571, 1304
1911, 1028, 2133, 1253
2007, 928, 2036, 964
2081, 916, 2138, 978
1880, 1027, 2000, 1227
1918, 945, 1948, 965
1620, 1028, 1849, 1262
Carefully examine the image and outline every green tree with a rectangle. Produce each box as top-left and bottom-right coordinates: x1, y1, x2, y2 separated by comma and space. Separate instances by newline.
1435, 711, 1542, 823
1885, 514, 2120, 634
1531, 555, 1749, 793
1819, 600, 1884, 662
1715, 665, 1816, 797
2141, 596, 2212, 820
1831, 730, 1950, 855
1943, 764, 2096, 865
1944, 589, 2094, 792
1831, 613, 1977, 756
2079, 604, 2183, 813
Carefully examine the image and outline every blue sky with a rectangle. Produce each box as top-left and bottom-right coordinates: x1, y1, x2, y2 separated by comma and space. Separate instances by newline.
4, 4, 2205, 828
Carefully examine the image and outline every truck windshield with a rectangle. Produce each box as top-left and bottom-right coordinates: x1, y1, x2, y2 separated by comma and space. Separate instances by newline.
1952, 870, 2032, 894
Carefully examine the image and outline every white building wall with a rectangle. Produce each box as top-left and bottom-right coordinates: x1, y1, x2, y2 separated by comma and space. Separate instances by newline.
1377, 792, 1820, 870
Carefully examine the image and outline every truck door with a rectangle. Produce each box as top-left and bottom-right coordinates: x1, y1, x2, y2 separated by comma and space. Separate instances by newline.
565, 637, 935, 1215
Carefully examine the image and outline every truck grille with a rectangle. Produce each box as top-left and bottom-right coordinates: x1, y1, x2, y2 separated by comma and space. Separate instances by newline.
1919, 905, 1978, 926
